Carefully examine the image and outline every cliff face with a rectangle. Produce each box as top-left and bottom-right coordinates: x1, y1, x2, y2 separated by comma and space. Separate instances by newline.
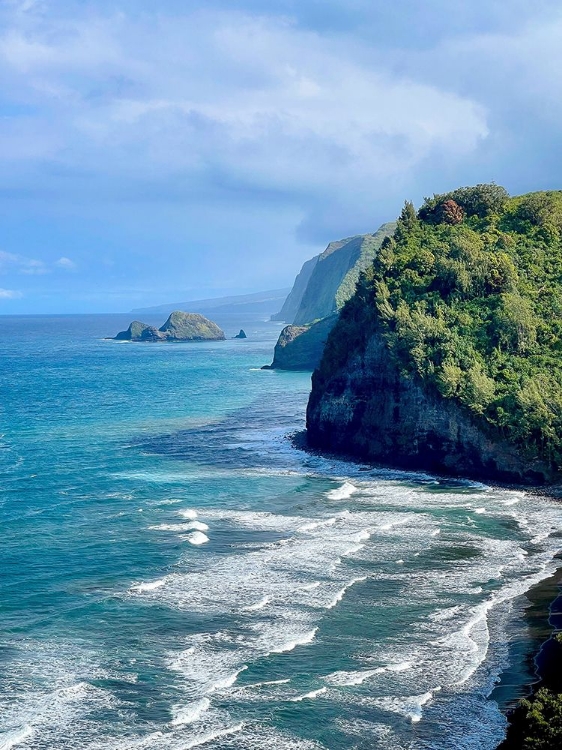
265, 316, 337, 371
293, 223, 395, 325
307, 329, 552, 484
271, 257, 319, 322
267, 222, 395, 370
306, 186, 562, 485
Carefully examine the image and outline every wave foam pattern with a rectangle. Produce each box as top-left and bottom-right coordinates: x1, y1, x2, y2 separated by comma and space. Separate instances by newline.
4, 451, 562, 749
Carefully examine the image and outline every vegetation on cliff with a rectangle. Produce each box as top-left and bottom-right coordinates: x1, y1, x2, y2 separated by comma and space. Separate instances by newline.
500, 633, 562, 750
318, 185, 562, 474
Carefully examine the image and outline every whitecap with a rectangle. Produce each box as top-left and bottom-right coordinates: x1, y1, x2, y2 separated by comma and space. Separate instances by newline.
299, 582, 321, 591
290, 687, 327, 702
184, 531, 209, 546
243, 596, 271, 612
131, 578, 167, 593
209, 666, 248, 692
179, 509, 198, 519
244, 678, 291, 688
0, 726, 34, 750
325, 577, 367, 609
326, 482, 358, 500
298, 518, 337, 532
324, 670, 380, 686
170, 697, 210, 726
267, 628, 318, 655
183, 723, 244, 749
184, 521, 210, 532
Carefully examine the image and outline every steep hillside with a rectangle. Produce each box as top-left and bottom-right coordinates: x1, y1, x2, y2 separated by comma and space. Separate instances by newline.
293, 224, 395, 325
308, 185, 562, 484
271, 257, 319, 322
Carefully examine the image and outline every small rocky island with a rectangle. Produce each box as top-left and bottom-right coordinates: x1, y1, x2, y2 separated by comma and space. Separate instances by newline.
233, 329, 247, 339
112, 311, 225, 342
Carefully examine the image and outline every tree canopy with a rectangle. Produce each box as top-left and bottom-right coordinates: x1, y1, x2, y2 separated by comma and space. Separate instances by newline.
330, 185, 562, 471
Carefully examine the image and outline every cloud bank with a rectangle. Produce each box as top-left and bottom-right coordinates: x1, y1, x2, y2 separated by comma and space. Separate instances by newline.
0, 0, 559, 311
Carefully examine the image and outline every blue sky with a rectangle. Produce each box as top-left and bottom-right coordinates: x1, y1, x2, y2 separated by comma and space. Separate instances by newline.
0, 0, 560, 313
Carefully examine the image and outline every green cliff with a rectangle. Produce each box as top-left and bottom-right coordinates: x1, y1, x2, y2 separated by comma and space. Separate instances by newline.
307, 185, 562, 484
293, 224, 396, 325
267, 223, 395, 370
271, 256, 319, 322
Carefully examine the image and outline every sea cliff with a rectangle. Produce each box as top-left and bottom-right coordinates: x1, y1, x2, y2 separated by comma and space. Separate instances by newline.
306, 185, 562, 486
267, 223, 395, 370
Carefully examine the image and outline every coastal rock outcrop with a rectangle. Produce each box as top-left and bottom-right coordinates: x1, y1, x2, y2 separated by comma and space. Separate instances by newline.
234, 329, 247, 339
264, 316, 337, 371
112, 312, 225, 342
158, 311, 225, 341
307, 327, 551, 484
307, 186, 562, 485
114, 321, 165, 341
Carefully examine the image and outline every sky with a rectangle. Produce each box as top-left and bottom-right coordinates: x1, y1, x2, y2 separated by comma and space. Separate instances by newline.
0, 0, 560, 313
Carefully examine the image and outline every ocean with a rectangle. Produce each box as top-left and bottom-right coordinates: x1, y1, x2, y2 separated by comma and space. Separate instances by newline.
1, 312, 561, 750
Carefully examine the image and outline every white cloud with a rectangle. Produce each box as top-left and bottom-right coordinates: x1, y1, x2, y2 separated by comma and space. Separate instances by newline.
0, 8, 488, 204
0, 288, 23, 298
0, 250, 47, 274
55, 256, 76, 269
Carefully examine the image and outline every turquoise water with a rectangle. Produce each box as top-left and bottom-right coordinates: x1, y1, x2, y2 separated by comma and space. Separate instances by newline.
1, 313, 562, 750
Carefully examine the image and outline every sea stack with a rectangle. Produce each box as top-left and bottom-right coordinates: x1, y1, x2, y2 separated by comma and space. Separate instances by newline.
112, 312, 225, 342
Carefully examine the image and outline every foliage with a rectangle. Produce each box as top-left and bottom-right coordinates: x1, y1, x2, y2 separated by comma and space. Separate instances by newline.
502, 688, 562, 750
322, 186, 562, 471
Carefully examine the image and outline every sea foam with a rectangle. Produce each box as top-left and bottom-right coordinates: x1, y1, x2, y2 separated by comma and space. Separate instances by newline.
326, 482, 358, 500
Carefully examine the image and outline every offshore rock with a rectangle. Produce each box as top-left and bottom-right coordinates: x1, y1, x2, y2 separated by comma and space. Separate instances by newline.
113, 321, 164, 341
234, 329, 247, 339
113, 312, 225, 342
158, 311, 225, 341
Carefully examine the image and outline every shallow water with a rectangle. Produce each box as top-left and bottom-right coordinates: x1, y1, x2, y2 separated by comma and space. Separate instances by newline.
1, 313, 561, 749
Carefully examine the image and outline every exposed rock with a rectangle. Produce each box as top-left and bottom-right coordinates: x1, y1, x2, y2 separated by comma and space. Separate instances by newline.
158, 311, 225, 341
234, 329, 247, 339
112, 312, 225, 342
113, 321, 164, 341
263, 316, 337, 371
307, 328, 552, 485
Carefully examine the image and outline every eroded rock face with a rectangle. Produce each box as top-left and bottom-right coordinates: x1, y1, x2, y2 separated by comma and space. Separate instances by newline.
307, 330, 553, 485
112, 312, 225, 342
113, 321, 164, 341
265, 316, 337, 371
159, 311, 225, 341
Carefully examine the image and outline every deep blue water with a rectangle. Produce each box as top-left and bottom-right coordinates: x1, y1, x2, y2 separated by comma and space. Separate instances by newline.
1, 313, 561, 750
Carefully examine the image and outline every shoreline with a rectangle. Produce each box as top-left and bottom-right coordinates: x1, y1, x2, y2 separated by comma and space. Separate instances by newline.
292, 430, 562, 747
495, 566, 562, 748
